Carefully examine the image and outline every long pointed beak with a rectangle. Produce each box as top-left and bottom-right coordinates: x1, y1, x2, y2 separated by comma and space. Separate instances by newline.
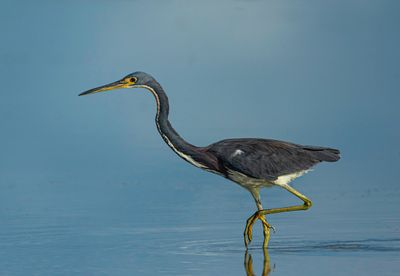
79, 79, 128, 96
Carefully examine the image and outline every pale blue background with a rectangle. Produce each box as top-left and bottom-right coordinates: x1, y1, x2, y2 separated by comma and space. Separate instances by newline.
0, 1, 399, 275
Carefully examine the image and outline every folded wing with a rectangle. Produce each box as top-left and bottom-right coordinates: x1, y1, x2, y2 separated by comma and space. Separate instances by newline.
206, 138, 340, 181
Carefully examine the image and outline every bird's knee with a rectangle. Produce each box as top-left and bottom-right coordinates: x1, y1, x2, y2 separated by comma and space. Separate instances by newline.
303, 200, 312, 209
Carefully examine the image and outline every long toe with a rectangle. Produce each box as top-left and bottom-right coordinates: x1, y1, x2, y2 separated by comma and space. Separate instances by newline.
259, 215, 275, 233
244, 214, 257, 247
245, 211, 266, 247
258, 215, 271, 248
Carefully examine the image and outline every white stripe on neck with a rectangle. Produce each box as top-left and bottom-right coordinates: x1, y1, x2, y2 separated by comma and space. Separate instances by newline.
139, 85, 207, 169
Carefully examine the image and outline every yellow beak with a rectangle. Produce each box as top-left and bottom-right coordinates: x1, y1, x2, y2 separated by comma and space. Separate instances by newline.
79, 79, 131, 96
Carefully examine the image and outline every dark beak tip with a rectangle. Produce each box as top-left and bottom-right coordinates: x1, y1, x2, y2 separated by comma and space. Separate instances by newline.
79, 79, 122, 97
79, 91, 92, 96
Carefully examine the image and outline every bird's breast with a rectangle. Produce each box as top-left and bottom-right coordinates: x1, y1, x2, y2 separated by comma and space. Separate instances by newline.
226, 169, 274, 189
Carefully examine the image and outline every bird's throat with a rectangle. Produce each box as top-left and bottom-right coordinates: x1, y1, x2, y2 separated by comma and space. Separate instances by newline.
141, 82, 208, 169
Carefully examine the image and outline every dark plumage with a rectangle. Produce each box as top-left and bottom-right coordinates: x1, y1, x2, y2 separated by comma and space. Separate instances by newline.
206, 138, 340, 181
80, 71, 341, 248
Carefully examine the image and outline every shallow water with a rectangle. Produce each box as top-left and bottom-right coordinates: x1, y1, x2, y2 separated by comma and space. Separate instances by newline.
1, 0, 400, 275
0, 174, 399, 275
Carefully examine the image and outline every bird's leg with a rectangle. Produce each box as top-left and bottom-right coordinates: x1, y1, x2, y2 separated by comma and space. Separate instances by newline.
257, 184, 312, 216
244, 189, 274, 248
245, 184, 312, 248
244, 212, 272, 248
248, 184, 312, 245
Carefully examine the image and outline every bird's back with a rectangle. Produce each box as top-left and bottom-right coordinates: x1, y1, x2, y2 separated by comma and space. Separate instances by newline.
206, 138, 340, 182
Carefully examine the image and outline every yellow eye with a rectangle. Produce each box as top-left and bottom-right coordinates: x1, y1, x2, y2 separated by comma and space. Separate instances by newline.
129, 77, 137, 83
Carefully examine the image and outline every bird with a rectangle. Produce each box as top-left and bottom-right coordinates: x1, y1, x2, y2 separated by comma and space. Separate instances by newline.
79, 71, 340, 248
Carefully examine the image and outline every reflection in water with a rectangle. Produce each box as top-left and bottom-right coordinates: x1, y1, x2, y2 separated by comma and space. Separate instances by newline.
241, 238, 400, 275
244, 248, 272, 276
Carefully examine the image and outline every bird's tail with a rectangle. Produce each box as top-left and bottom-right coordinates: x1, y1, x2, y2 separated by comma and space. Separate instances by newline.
303, 146, 341, 162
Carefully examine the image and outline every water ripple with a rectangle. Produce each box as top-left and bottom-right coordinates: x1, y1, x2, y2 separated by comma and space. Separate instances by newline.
173, 238, 400, 256
272, 238, 400, 253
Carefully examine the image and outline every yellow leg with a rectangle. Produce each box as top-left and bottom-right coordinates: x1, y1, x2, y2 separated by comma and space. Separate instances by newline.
244, 184, 312, 248
260, 183, 313, 215
244, 189, 274, 248
244, 211, 272, 248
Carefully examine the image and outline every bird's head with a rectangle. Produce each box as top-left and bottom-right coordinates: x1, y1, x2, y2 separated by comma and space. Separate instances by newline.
79, 71, 153, 96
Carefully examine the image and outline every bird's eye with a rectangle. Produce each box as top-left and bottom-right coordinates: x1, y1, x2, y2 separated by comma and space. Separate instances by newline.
129, 77, 137, 83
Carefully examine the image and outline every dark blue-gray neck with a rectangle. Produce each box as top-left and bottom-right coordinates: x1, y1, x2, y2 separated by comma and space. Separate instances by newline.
143, 79, 207, 165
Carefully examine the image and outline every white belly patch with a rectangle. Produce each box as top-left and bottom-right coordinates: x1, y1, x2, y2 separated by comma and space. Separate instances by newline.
273, 170, 309, 186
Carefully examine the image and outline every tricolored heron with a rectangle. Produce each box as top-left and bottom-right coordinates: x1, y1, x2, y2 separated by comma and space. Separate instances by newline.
80, 71, 340, 248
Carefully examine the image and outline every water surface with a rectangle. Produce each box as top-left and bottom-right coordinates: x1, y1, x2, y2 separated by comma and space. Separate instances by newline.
1, 0, 399, 275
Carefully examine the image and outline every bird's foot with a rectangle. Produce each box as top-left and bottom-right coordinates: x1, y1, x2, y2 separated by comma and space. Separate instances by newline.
244, 210, 275, 248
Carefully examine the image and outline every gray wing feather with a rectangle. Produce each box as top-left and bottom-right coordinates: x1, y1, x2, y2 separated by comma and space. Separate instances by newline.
206, 138, 340, 181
